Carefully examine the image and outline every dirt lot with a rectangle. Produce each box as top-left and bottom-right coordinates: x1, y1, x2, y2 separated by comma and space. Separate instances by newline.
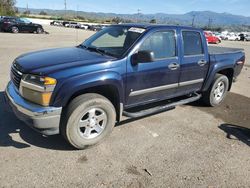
0, 26, 250, 188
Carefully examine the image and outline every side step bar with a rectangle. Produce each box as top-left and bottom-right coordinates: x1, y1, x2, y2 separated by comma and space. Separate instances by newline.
123, 93, 201, 118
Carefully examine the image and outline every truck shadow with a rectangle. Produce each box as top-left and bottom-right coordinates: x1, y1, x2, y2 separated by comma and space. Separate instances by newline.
0, 92, 74, 151
189, 92, 250, 146
219, 124, 250, 147
189, 92, 250, 129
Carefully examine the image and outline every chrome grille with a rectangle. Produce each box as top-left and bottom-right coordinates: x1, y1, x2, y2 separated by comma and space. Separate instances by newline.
10, 65, 23, 89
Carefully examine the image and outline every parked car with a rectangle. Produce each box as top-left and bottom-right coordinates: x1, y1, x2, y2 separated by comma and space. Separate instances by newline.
50, 21, 63, 26
62, 21, 70, 27
79, 24, 89, 30
239, 33, 250, 41
213, 32, 223, 41
239, 33, 245, 41
226, 33, 240, 41
5, 24, 245, 149
0, 17, 44, 34
245, 34, 250, 41
65, 22, 78, 28
204, 31, 221, 44
89, 25, 102, 31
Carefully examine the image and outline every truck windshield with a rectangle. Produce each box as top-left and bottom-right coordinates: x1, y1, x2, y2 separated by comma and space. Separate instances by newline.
81, 26, 146, 58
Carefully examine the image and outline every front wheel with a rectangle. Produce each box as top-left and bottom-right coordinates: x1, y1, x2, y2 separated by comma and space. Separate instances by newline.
36, 27, 43, 34
61, 93, 116, 149
201, 74, 229, 107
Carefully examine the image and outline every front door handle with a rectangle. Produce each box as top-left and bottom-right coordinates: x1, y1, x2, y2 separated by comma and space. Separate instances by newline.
168, 63, 180, 70
198, 60, 207, 66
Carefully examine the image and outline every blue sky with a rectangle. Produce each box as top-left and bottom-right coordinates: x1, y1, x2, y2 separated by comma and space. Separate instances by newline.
16, 0, 250, 16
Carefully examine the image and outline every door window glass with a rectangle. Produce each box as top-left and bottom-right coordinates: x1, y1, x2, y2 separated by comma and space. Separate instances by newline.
182, 31, 204, 56
139, 31, 176, 60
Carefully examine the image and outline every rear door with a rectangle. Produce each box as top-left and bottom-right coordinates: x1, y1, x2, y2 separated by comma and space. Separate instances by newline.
176, 30, 209, 95
16, 18, 27, 32
17, 18, 34, 32
126, 29, 180, 107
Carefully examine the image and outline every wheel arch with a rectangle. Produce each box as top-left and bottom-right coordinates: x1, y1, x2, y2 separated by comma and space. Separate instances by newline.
217, 68, 234, 91
9, 25, 19, 31
65, 84, 122, 122
52, 71, 125, 122
202, 66, 234, 92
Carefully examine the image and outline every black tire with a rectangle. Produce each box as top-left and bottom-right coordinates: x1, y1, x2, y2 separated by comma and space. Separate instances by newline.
201, 74, 229, 107
11, 26, 19, 33
61, 93, 116, 149
36, 27, 43, 34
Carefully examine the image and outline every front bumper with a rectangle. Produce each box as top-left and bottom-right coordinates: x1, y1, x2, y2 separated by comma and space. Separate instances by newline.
5, 81, 62, 135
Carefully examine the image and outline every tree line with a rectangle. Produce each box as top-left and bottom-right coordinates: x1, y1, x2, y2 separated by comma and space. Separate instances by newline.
0, 0, 16, 16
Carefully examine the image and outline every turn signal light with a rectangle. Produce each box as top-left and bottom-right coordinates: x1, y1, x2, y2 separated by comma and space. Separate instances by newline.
44, 77, 57, 85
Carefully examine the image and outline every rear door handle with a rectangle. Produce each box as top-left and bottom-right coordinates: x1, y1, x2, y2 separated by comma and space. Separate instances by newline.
168, 63, 180, 70
198, 60, 207, 66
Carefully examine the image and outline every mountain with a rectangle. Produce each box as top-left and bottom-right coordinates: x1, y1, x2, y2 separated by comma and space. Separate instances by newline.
18, 7, 250, 26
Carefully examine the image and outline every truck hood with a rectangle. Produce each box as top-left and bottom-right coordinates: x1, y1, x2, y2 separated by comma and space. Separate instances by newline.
15, 47, 115, 75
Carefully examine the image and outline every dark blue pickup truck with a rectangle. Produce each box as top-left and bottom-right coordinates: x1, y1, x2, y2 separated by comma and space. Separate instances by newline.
5, 24, 245, 149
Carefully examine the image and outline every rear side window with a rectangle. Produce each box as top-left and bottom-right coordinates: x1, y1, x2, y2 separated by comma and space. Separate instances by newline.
182, 31, 203, 56
139, 31, 176, 60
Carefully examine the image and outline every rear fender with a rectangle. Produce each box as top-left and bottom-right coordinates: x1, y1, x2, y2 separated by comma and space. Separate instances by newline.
202, 63, 234, 92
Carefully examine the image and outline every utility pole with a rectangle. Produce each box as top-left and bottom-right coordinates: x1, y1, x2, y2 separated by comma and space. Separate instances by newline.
64, 0, 67, 18
208, 18, 213, 29
191, 14, 196, 27
136, 9, 141, 23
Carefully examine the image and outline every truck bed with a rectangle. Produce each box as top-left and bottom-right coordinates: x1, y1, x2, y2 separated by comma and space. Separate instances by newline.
208, 46, 243, 55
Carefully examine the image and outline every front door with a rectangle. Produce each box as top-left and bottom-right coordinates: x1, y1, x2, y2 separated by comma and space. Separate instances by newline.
126, 30, 180, 107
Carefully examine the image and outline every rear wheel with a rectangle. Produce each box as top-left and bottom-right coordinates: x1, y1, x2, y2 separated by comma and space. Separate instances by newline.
36, 27, 43, 34
11, 26, 19, 33
61, 93, 116, 149
201, 74, 229, 107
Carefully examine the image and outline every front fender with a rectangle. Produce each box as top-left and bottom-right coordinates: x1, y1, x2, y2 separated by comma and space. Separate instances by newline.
51, 71, 124, 107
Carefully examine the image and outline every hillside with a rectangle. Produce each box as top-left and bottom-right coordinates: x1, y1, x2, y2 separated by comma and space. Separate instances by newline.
18, 7, 250, 26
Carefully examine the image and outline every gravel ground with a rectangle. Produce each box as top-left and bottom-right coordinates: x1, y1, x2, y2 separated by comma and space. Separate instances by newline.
0, 26, 250, 188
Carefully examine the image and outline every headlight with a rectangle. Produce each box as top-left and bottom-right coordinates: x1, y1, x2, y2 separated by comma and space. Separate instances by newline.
19, 74, 57, 107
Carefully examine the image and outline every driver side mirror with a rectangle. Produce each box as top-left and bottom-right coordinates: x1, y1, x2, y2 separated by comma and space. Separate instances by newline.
131, 50, 155, 65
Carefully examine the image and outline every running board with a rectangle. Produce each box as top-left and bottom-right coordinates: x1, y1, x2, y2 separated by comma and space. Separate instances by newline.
123, 93, 201, 118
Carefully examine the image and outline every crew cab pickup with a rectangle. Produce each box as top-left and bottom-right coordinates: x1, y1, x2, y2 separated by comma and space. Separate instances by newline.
5, 24, 245, 149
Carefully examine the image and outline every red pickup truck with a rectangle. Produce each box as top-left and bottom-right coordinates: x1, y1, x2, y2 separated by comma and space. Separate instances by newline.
204, 31, 221, 44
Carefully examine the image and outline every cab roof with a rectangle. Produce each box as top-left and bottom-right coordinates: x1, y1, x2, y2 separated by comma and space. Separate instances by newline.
114, 23, 203, 32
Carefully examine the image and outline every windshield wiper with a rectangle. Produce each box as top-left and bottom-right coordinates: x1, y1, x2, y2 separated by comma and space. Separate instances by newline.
79, 45, 115, 57
87, 46, 106, 56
